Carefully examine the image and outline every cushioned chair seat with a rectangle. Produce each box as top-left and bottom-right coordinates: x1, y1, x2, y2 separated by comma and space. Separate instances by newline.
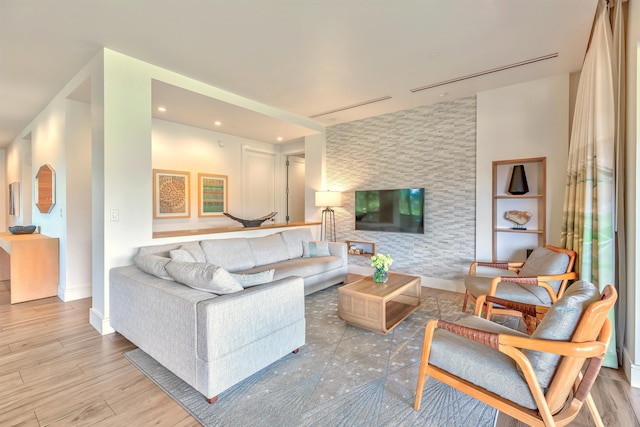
464, 276, 553, 305
429, 316, 537, 410
240, 256, 344, 280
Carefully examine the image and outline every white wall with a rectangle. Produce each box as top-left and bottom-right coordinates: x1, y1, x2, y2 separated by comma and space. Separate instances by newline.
64, 99, 92, 301
152, 119, 280, 231
476, 74, 570, 261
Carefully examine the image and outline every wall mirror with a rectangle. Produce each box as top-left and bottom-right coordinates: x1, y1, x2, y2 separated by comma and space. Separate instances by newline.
36, 164, 56, 214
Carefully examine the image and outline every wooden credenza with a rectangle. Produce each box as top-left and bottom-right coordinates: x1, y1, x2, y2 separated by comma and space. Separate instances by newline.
0, 232, 59, 304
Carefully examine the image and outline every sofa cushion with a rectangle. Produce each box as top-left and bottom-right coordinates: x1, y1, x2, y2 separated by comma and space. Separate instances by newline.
521, 280, 600, 388
230, 269, 275, 288
303, 241, 330, 258
137, 243, 183, 258
165, 261, 243, 294
170, 249, 196, 262
134, 254, 172, 280
180, 241, 207, 263
240, 256, 344, 280
201, 238, 256, 272
248, 234, 290, 265
280, 228, 314, 258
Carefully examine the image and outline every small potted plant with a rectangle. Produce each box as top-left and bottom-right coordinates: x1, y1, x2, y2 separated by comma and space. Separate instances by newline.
371, 253, 393, 283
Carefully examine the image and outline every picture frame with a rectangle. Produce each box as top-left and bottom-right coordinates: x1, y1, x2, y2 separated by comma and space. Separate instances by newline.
198, 173, 228, 217
9, 182, 19, 216
153, 169, 190, 219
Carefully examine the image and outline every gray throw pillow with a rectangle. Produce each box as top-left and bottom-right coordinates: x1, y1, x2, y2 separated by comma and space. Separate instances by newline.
520, 280, 600, 388
170, 249, 196, 262
134, 254, 172, 280
230, 269, 275, 288
303, 241, 330, 257
165, 261, 243, 294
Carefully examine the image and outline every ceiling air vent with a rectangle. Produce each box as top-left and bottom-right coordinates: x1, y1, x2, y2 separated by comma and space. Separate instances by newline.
310, 96, 392, 118
410, 53, 559, 93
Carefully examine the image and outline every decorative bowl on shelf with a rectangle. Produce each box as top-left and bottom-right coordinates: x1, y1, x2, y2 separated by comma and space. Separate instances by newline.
8, 225, 37, 235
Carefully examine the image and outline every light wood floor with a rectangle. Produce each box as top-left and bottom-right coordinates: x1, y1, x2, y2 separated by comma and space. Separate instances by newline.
1, 280, 638, 426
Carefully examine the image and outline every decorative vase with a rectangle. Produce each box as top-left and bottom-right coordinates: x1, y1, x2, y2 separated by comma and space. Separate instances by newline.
508, 164, 529, 195
373, 268, 388, 283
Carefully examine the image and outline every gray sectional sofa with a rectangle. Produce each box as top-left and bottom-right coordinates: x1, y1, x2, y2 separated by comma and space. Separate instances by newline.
109, 227, 348, 402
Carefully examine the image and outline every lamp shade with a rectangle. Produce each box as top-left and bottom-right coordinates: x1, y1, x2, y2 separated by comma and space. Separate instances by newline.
315, 191, 342, 207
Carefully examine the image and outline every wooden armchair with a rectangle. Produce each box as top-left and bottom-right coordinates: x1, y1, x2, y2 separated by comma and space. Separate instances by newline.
463, 245, 577, 328
415, 281, 616, 427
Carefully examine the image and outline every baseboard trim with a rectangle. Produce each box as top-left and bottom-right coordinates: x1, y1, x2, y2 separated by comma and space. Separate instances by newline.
90, 308, 115, 336
58, 285, 92, 302
347, 265, 464, 293
623, 348, 640, 388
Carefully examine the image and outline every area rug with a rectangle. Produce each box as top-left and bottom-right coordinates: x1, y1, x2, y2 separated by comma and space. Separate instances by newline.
125, 285, 499, 427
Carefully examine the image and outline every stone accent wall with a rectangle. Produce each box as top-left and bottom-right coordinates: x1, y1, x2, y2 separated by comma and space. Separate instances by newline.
326, 97, 476, 281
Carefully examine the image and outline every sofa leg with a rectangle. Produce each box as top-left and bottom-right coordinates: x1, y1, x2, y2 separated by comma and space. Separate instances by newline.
207, 395, 218, 404
292, 348, 300, 354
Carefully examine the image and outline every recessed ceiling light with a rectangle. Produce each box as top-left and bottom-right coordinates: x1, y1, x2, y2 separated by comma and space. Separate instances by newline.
439, 92, 449, 97
277, 137, 283, 142
430, 52, 440, 58
214, 121, 222, 126
157, 106, 166, 112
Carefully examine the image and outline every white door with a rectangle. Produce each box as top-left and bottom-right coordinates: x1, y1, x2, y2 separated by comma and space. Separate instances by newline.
287, 156, 305, 222
242, 148, 276, 221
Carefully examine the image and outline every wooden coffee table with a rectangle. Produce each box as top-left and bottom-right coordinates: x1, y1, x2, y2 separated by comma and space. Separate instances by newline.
338, 272, 421, 334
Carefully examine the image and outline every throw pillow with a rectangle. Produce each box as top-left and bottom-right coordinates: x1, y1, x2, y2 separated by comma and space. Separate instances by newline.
134, 254, 172, 280
165, 261, 243, 294
302, 241, 330, 258
518, 280, 600, 388
230, 269, 275, 288
170, 249, 196, 262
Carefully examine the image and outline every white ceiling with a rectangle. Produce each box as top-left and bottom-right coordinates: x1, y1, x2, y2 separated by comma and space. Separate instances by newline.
0, 0, 598, 147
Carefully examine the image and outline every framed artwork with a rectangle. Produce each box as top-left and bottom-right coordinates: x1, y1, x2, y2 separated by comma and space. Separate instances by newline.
9, 182, 19, 216
153, 169, 190, 219
198, 173, 228, 217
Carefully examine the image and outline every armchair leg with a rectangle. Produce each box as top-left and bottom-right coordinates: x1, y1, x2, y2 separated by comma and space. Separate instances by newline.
462, 290, 469, 312
585, 392, 604, 427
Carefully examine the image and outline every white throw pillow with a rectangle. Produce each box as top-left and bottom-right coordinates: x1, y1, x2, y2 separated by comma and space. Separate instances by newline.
134, 254, 172, 280
230, 269, 275, 288
302, 241, 330, 257
165, 261, 243, 294
170, 249, 196, 262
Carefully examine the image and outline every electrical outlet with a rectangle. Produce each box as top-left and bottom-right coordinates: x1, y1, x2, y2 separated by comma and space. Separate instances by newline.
110, 209, 119, 222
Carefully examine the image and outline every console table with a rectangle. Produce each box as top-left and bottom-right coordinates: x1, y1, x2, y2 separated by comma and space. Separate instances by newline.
0, 232, 59, 304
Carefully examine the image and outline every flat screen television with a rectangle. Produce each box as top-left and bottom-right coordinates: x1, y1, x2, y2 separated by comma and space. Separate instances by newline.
355, 188, 424, 234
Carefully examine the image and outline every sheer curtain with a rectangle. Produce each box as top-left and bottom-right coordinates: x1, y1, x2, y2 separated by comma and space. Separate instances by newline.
560, 0, 624, 368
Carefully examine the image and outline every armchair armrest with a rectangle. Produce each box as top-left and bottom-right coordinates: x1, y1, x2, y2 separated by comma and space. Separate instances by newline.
468, 261, 523, 276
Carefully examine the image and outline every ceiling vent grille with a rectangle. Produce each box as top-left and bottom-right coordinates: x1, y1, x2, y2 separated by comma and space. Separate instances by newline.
410, 53, 559, 93
310, 96, 392, 118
